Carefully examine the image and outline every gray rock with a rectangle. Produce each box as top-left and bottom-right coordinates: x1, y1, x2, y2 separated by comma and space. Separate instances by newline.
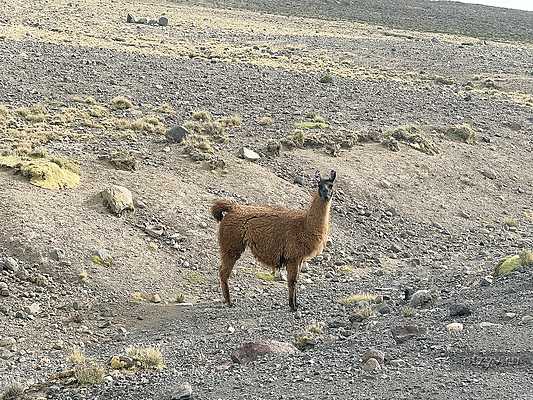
50, 248, 65, 261
390, 359, 407, 368
231, 340, 298, 364
520, 315, 533, 325
94, 249, 113, 267
158, 16, 169, 27
101, 185, 135, 215
238, 147, 260, 161
479, 321, 500, 328
503, 312, 517, 320
265, 140, 281, 157
391, 325, 427, 344
2, 257, 19, 273
362, 349, 385, 365
24, 302, 41, 316
0, 282, 9, 297
0, 337, 16, 349
409, 289, 434, 308
165, 125, 187, 143
137, 17, 148, 24
126, 14, 135, 23
480, 275, 493, 286
169, 383, 192, 400
362, 357, 381, 372
446, 322, 464, 333
481, 169, 497, 180
148, 19, 158, 26
449, 303, 471, 317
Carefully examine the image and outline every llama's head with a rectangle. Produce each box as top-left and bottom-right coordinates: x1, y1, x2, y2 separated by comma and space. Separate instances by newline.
316, 170, 336, 201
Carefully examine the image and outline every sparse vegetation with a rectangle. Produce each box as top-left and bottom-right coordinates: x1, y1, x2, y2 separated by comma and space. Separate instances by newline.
258, 116, 273, 126
340, 293, 378, 305
0, 150, 80, 190
110, 96, 133, 110
0, 382, 25, 400
352, 305, 374, 320
185, 271, 207, 285
16, 104, 47, 123
494, 250, 533, 276
175, 293, 186, 303
402, 306, 416, 317
441, 124, 477, 144
504, 217, 518, 228
319, 72, 333, 83
219, 114, 242, 128
255, 271, 276, 282
68, 347, 87, 365
126, 346, 165, 370
384, 125, 440, 155
295, 112, 329, 130
155, 103, 175, 114
79, 270, 89, 282
74, 364, 105, 385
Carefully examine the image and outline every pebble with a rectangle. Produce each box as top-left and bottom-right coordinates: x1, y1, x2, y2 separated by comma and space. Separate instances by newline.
238, 147, 261, 161
24, 302, 41, 316
481, 169, 497, 180
479, 321, 500, 328
166, 125, 188, 143
362, 349, 385, 365
0, 282, 9, 297
480, 275, 493, 286
447, 322, 464, 333
0, 337, 16, 349
158, 16, 169, 27
389, 359, 407, 368
520, 315, 533, 325
169, 383, 192, 400
362, 357, 381, 372
503, 312, 516, 320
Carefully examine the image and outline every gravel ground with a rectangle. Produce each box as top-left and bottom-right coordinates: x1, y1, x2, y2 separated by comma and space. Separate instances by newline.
0, 0, 532, 399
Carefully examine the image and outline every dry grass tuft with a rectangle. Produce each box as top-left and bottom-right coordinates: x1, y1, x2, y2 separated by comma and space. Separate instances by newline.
68, 347, 87, 365
126, 346, 165, 370
16, 104, 47, 123
74, 364, 105, 385
110, 96, 133, 110
402, 306, 416, 318
340, 293, 378, 305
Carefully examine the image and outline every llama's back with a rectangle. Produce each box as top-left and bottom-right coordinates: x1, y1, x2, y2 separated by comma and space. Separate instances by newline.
218, 203, 305, 267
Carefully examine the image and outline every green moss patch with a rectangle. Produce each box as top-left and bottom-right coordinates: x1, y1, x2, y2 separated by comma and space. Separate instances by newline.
0, 150, 80, 190
494, 250, 533, 276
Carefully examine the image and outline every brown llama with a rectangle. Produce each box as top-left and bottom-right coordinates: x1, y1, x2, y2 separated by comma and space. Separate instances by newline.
211, 170, 336, 311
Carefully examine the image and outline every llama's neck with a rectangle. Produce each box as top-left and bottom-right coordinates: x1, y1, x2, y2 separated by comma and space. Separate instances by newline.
305, 193, 331, 234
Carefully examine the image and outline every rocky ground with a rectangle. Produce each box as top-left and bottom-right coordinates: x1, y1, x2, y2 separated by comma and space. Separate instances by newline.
0, 0, 532, 399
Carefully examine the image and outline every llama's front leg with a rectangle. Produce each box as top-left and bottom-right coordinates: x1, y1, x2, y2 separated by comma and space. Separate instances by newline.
287, 263, 299, 311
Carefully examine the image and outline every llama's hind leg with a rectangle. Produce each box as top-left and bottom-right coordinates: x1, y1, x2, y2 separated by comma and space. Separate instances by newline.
219, 253, 240, 306
287, 262, 300, 312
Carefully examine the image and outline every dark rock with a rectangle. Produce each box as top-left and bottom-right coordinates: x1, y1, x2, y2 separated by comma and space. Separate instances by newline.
481, 169, 497, 180
449, 303, 471, 317
231, 340, 298, 364
158, 16, 169, 27
126, 14, 135, 23
409, 290, 434, 308
391, 325, 427, 344
168, 383, 192, 400
166, 125, 189, 143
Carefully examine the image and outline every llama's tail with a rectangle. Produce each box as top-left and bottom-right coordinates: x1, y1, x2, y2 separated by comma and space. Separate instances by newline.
211, 199, 236, 222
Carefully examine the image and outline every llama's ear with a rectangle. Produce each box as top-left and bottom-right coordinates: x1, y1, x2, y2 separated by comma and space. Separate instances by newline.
329, 170, 337, 182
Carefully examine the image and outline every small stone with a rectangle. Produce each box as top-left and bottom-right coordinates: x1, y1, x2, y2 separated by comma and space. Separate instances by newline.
2, 257, 19, 273
150, 294, 162, 303
238, 147, 260, 161
126, 14, 135, 23
148, 19, 158, 25
265, 140, 281, 157
199, 221, 207, 229
481, 169, 497, 180
447, 322, 464, 333
50, 248, 65, 261
449, 303, 471, 317
520, 315, 533, 325
362, 357, 381, 372
158, 16, 169, 27
0, 282, 9, 297
52, 341, 64, 350
166, 125, 188, 143
93, 249, 113, 267
104, 376, 114, 384
228, 326, 235, 334
15, 311, 28, 320
294, 175, 305, 185
294, 311, 302, 319
409, 290, 434, 308
101, 185, 135, 215
377, 304, 391, 315
169, 383, 192, 400
0, 337, 16, 349
480, 275, 493, 286
503, 312, 516, 320
390, 359, 407, 368
137, 17, 148, 24
479, 321, 500, 328
24, 302, 41, 316
362, 349, 385, 365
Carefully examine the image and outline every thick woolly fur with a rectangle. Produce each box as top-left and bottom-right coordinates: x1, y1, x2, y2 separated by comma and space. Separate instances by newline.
211, 170, 336, 311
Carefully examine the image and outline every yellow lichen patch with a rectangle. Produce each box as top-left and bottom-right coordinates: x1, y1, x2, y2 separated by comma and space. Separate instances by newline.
339, 293, 378, 305
16, 104, 47, 123
110, 96, 133, 110
494, 251, 533, 276
0, 151, 80, 190
255, 271, 275, 282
